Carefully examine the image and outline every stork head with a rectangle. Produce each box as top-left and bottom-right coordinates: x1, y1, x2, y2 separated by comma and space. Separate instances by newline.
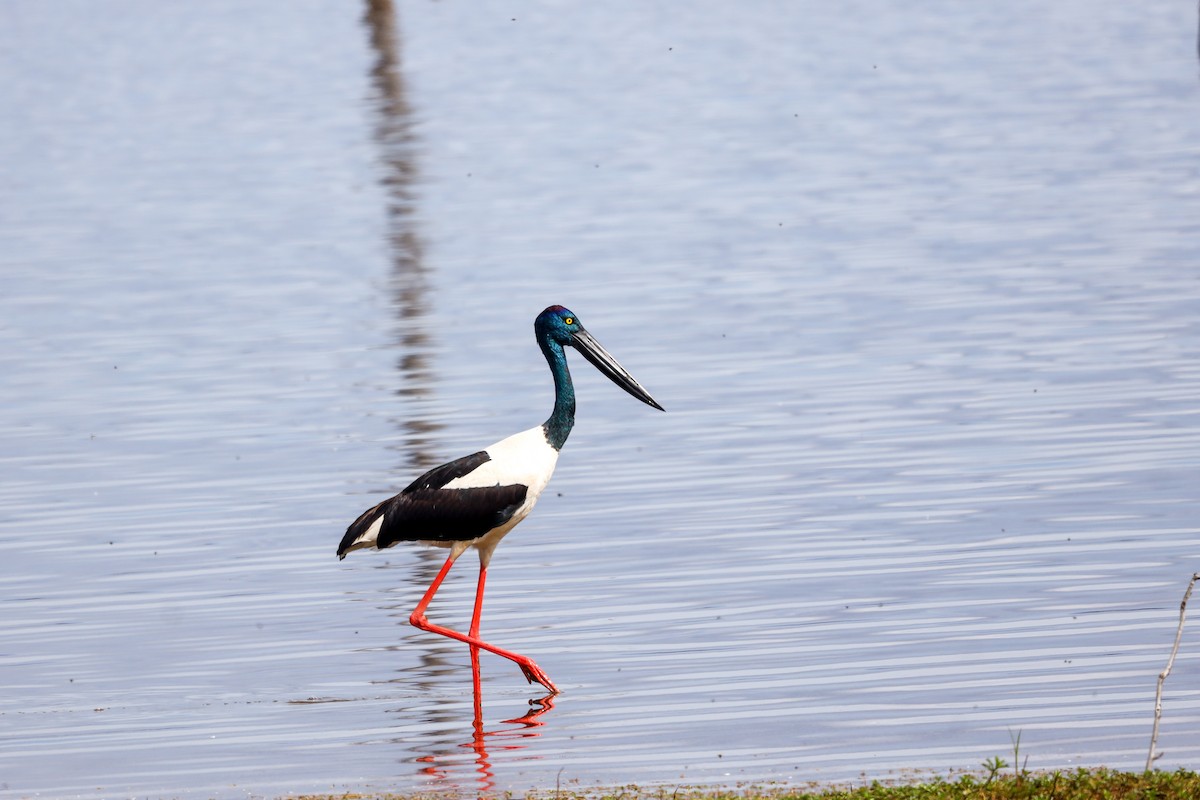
535, 305, 664, 411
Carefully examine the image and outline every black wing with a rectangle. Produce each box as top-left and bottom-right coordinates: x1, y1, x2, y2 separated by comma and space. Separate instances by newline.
377, 484, 528, 546
338, 450, 527, 556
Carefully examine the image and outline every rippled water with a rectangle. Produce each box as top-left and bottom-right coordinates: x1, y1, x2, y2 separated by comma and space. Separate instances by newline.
2, 1, 1199, 797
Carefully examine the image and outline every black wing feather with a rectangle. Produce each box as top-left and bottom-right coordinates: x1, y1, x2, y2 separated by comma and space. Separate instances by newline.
402, 451, 491, 493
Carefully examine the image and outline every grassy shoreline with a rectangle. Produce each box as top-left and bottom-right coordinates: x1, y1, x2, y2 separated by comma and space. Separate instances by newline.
295, 768, 1200, 800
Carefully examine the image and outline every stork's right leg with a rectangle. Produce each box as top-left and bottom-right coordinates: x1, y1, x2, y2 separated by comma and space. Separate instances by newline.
410, 552, 559, 694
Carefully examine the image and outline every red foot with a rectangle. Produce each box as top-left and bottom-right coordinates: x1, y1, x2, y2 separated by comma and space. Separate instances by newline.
515, 658, 559, 695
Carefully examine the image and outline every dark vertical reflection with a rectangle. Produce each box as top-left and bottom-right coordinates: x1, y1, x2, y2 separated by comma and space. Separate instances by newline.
363, 0, 438, 473
362, 0, 455, 706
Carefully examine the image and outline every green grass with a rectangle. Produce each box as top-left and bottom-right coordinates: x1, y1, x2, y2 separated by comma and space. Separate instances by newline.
297, 768, 1200, 800
766, 768, 1200, 800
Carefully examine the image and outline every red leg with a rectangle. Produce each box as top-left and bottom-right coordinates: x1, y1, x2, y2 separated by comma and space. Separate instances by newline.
410, 552, 559, 694
469, 563, 487, 638
469, 566, 485, 698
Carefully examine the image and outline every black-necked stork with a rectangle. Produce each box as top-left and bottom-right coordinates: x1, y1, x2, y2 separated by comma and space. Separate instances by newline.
338, 305, 663, 693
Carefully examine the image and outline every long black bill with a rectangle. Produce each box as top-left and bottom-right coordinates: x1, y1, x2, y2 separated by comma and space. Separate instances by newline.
571, 328, 665, 411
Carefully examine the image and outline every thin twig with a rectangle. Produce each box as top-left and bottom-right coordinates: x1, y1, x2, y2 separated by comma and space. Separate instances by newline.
1146, 571, 1199, 772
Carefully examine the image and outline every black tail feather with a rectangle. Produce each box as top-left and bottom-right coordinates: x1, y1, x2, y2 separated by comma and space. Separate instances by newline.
337, 498, 389, 559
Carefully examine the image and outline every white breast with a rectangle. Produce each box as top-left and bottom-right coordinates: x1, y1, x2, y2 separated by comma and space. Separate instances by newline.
445, 425, 560, 563
447, 425, 558, 496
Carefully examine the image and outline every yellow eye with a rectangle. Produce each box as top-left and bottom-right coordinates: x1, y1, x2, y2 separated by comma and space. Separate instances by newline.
564, 317, 574, 325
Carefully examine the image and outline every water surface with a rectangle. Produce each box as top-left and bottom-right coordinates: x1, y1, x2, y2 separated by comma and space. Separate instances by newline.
2, 1, 1199, 797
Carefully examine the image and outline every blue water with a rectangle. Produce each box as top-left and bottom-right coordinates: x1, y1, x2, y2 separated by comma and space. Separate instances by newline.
2, 1, 1199, 797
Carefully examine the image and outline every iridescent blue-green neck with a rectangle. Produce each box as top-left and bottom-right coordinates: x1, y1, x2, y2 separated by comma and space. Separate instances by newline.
540, 338, 576, 451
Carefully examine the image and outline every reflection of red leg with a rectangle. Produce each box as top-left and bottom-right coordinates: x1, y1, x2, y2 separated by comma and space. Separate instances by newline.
502, 693, 556, 726
468, 645, 492, 794
409, 552, 559, 694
